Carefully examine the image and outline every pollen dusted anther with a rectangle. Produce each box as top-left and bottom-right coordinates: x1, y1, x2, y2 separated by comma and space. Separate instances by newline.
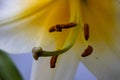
81, 45, 93, 57
49, 22, 77, 32
50, 55, 58, 68
32, 47, 42, 60
84, 23, 89, 40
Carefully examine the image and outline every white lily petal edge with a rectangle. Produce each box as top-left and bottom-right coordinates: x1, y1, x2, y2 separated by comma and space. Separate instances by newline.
0, 0, 69, 54
80, 0, 120, 80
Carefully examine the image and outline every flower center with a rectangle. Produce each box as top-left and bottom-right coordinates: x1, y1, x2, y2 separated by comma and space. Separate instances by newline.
32, 22, 93, 68
32, 22, 78, 59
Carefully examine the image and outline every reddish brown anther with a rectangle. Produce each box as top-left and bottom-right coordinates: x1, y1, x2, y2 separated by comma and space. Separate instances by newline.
81, 45, 93, 57
50, 55, 58, 68
84, 24, 89, 40
49, 22, 77, 32
49, 25, 62, 32
61, 22, 77, 29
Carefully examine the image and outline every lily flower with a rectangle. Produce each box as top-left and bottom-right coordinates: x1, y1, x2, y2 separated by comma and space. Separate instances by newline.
0, 0, 120, 80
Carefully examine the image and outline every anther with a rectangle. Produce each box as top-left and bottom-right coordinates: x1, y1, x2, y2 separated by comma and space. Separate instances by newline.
32, 47, 42, 60
61, 22, 77, 29
49, 25, 62, 32
84, 24, 89, 40
81, 45, 93, 57
49, 22, 77, 32
50, 55, 58, 68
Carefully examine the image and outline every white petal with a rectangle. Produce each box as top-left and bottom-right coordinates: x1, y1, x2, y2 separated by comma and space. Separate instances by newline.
0, 10, 54, 53
0, 0, 53, 21
31, 57, 54, 80
78, 1, 120, 79
0, 0, 70, 53
81, 42, 120, 80
31, 50, 80, 80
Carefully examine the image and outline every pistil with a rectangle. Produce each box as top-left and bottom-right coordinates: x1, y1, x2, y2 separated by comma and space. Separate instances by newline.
32, 22, 78, 61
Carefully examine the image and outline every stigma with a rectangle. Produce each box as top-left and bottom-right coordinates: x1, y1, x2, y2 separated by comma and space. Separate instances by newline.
32, 47, 42, 60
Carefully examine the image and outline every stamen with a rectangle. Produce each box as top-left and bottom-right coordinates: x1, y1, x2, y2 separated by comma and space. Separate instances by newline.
84, 24, 89, 40
32, 46, 70, 59
49, 25, 62, 32
49, 22, 77, 32
81, 45, 93, 57
61, 22, 77, 29
50, 55, 58, 68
